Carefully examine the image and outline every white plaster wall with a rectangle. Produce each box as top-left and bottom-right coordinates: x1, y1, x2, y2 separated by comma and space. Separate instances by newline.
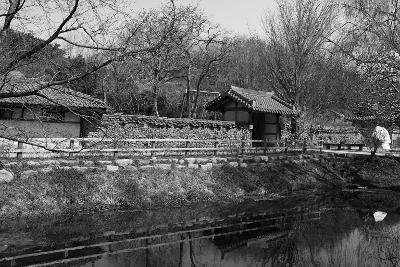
223, 111, 235, 121
264, 124, 278, 134
237, 111, 249, 122
225, 101, 237, 108
264, 134, 278, 142
23, 108, 42, 120
12, 108, 23, 119
0, 120, 80, 138
65, 111, 80, 122
265, 113, 277, 123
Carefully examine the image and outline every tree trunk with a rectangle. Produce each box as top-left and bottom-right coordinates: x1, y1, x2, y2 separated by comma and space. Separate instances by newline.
179, 92, 186, 118
2, 0, 22, 32
152, 81, 159, 117
188, 232, 197, 267
369, 145, 378, 161
192, 71, 209, 118
290, 114, 298, 135
185, 68, 192, 118
192, 82, 201, 119
178, 234, 185, 267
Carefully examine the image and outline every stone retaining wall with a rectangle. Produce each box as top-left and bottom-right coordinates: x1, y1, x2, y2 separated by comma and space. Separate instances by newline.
89, 114, 251, 144
3, 152, 354, 181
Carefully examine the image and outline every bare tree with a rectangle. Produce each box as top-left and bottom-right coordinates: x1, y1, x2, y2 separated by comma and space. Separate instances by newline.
172, 15, 229, 118
125, 2, 201, 117
188, 27, 229, 118
125, 3, 223, 118
335, 0, 400, 125
263, 0, 339, 111
0, 0, 177, 149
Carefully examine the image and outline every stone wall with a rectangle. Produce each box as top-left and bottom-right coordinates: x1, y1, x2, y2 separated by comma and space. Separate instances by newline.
312, 128, 365, 144
5, 152, 352, 181
89, 114, 251, 141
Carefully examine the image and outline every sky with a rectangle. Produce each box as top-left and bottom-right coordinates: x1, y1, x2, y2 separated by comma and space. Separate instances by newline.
133, 0, 277, 36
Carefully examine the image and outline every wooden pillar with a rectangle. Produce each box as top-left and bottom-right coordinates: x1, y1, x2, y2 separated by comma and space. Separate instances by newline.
214, 141, 219, 156
69, 139, 74, 158
234, 102, 238, 122
16, 141, 23, 159
184, 140, 191, 157
150, 141, 156, 157
277, 114, 281, 141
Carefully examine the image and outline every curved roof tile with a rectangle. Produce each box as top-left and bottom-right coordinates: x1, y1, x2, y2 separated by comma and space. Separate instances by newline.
103, 114, 245, 129
0, 79, 107, 110
205, 86, 296, 115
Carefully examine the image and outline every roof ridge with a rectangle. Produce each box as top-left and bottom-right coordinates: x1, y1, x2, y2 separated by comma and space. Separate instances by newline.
270, 94, 293, 109
230, 86, 272, 96
205, 86, 296, 115
0, 81, 107, 109
106, 114, 237, 123
103, 114, 239, 128
49, 86, 104, 103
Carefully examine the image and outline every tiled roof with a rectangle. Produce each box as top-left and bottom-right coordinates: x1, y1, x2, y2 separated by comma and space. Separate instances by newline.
103, 114, 245, 129
0, 78, 107, 110
346, 115, 376, 121
346, 114, 400, 122
205, 86, 296, 114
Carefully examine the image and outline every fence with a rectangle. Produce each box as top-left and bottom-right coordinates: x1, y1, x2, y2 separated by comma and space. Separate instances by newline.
0, 138, 320, 159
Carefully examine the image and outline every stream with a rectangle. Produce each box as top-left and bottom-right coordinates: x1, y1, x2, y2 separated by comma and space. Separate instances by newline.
1, 192, 400, 266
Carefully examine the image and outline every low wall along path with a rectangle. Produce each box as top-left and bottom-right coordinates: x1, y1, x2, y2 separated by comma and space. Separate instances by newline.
5, 152, 351, 181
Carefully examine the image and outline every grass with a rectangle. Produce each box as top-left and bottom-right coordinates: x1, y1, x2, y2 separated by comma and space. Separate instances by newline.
349, 157, 400, 188
0, 161, 346, 219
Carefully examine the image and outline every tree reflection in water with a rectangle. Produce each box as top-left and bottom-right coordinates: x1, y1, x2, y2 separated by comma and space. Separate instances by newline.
7, 200, 400, 266
360, 221, 400, 267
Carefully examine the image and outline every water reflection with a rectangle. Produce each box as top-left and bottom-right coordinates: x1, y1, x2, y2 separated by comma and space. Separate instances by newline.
3, 197, 400, 266
68, 210, 400, 267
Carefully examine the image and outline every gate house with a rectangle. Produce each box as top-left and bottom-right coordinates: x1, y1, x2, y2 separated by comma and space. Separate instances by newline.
205, 86, 296, 142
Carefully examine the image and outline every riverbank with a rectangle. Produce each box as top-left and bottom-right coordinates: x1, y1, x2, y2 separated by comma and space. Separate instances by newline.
0, 156, 346, 219
3, 153, 400, 219
4, 155, 400, 266
341, 156, 400, 212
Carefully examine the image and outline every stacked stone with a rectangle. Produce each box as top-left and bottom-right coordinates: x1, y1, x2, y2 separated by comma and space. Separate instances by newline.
4, 152, 351, 181
88, 115, 251, 146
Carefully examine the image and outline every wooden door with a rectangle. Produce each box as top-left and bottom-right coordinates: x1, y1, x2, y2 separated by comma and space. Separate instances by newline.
252, 113, 265, 141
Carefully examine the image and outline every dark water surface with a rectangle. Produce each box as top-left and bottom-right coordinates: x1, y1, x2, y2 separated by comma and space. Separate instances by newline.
1, 193, 400, 267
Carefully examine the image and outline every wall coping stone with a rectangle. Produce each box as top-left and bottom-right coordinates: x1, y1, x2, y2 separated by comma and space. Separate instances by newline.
40, 167, 53, 173
139, 165, 154, 170
98, 160, 113, 165
82, 161, 95, 167
20, 170, 38, 180
185, 158, 197, 165
26, 161, 41, 167
72, 166, 89, 172
124, 166, 138, 171
153, 164, 172, 170
195, 158, 209, 164
187, 163, 199, 169
174, 164, 186, 169
4, 162, 20, 168
136, 159, 151, 166
59, 166, 72, 170
106, 165, 119, 172
229, 162, 239, 167
115, 159, 133, 166
59, 160, 80, 166
200, 163, 213, 170
41, 160, 61, 166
